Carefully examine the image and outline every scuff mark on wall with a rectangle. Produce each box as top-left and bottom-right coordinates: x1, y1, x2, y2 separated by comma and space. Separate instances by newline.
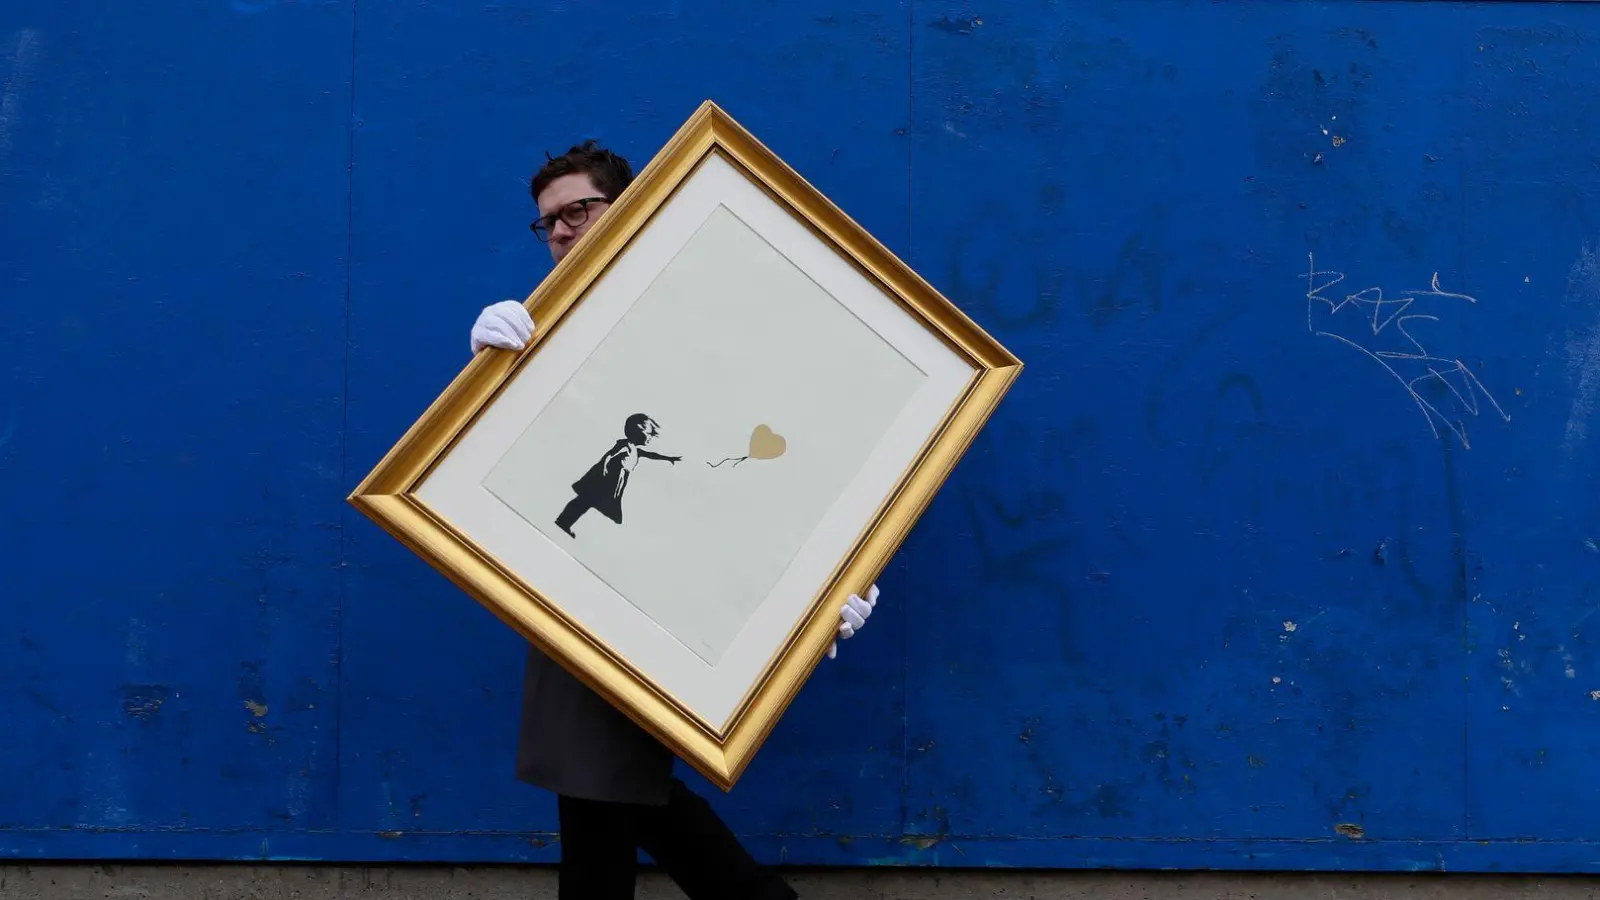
0, 29, 40, 165
82, 749, 132, 827
1561, 241, 1600, 454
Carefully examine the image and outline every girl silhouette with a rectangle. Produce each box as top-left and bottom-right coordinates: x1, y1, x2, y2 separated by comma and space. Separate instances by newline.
555, 413, 680, 538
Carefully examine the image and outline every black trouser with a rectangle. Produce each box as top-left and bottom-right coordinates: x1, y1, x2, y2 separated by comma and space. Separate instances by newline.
556, 778, 798, 900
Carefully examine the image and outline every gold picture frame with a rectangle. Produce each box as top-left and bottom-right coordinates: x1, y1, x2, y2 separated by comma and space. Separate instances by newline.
347, 100, 1021, 791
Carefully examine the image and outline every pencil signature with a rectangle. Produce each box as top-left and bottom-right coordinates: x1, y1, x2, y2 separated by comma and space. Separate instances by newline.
1301, 252, 1510, 449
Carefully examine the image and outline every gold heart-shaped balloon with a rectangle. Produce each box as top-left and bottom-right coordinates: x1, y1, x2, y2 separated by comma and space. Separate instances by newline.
748, 424, 787, 460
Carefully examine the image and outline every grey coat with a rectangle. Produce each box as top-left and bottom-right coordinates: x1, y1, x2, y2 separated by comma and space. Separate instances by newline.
515, 643, 676, 805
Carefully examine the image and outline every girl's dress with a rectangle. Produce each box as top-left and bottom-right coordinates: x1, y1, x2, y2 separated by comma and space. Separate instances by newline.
569, 439, 638, 523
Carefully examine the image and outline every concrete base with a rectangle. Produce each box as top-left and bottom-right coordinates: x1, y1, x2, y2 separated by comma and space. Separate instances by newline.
4, 865, 1600, 899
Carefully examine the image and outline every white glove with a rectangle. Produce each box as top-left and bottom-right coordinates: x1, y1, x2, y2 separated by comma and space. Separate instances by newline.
826, 583, 879, 659
470, 300, 535, 354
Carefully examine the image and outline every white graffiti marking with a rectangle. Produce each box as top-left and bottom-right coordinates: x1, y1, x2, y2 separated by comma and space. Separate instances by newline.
1302, 253, 1510, 449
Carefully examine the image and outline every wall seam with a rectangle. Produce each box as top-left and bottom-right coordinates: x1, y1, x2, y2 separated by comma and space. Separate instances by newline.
333, 0, 360, 836
897, 0, 915, 842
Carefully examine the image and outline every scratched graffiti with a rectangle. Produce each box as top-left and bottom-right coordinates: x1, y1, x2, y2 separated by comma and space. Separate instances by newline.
1301, 252, 1511, 450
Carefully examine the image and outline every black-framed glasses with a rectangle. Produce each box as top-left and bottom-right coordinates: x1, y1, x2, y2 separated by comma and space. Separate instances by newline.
530, 196, 608, 241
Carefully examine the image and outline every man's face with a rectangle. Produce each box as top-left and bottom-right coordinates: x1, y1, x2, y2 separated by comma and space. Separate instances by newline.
536, 172, 610, 263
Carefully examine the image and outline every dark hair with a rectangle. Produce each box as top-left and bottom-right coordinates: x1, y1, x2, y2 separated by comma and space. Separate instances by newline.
624, 413, 654, 440
531, 140, 634, 204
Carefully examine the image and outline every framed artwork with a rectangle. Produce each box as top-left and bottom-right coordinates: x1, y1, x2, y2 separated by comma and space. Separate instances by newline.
347, 100, 1022, 790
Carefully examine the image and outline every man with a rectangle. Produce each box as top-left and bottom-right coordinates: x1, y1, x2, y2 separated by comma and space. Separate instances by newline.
468, 141, 882, 900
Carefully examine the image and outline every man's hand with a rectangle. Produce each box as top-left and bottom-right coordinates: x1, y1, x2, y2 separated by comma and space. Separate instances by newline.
827, 583, 879, 659
470, 300, 535, 354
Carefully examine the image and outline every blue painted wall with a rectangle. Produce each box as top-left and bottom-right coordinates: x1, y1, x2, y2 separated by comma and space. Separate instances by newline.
3, 0, 1598, 872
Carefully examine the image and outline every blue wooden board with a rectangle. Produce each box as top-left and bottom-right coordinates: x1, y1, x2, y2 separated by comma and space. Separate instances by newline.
3, 0, 1598, 872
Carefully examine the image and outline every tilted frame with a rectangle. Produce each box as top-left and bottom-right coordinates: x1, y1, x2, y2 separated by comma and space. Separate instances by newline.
347, 100, 1022, 791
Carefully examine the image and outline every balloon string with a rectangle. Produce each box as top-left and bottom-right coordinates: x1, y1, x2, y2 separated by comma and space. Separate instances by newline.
707, 456, 748, 468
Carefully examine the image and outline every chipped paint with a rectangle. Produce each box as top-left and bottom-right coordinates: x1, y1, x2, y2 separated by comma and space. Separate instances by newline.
928, 14, 983, 35
121, 685, 169, 721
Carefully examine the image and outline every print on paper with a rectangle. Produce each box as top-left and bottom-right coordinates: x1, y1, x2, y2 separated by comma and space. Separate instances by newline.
481, 204, 925, 665
555, 413, 682, 538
